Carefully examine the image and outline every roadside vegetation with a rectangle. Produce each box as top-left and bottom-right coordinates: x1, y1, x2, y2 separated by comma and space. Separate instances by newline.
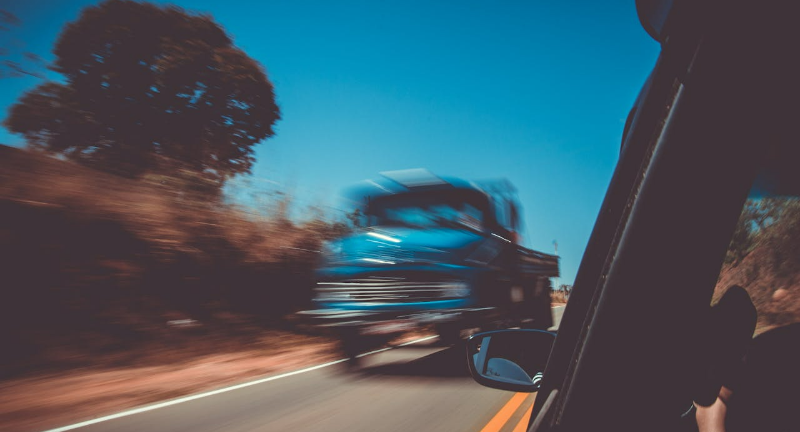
0, 144, 353, 378
0, 143, 359, 431
0, 0, 356, 380
716, 198, 800, 333
551, 284, 571, 304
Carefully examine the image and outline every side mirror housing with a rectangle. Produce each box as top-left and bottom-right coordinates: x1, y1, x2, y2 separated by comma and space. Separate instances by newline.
466, 329, 556, 392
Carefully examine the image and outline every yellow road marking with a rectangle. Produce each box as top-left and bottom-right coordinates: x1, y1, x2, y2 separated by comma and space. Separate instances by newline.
511, 402, 535, 432
479, 392, 529, 432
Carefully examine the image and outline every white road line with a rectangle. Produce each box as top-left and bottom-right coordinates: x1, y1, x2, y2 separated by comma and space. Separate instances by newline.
42, 335, 439, 432
356, 335, 438, 358
396, 335, 438, 346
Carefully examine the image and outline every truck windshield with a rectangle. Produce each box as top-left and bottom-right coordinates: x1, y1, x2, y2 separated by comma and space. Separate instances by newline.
367, 192, 487, 231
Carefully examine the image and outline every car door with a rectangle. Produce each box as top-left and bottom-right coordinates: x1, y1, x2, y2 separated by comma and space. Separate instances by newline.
529, 1, 799, 431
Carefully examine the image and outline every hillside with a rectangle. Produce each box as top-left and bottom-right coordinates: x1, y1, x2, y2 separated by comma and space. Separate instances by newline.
714, 198, 800, 334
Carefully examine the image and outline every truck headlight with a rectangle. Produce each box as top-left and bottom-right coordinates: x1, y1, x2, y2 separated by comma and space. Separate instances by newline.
442, 281, 471, 298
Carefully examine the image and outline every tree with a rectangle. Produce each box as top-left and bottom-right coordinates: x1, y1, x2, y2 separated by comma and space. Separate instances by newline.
724, 198, 800, 268
4, 0, 280, 188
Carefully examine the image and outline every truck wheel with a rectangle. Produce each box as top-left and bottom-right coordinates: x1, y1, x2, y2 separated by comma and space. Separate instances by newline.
531, 279, 554, 330
339, 329, 363, 369
521, 278, 553, 330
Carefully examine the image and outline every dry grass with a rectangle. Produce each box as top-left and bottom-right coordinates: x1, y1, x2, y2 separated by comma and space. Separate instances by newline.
0, 145, 331, 264
551, 291, 569, 304
0, 145, 350, 377
715, 247, 800, 335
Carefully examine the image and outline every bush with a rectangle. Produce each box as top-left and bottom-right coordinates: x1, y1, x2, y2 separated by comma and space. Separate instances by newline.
0, 145, 350, 374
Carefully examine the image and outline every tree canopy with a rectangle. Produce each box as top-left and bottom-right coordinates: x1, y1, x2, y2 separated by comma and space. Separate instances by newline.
4, 0, 280, 186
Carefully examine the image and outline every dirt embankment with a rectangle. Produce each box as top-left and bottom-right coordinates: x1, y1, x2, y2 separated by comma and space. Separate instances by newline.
715, 246, 800, 335
714, 198, 800, 334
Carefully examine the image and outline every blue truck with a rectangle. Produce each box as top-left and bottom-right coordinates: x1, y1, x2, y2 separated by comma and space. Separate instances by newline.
301, 169, 559, 360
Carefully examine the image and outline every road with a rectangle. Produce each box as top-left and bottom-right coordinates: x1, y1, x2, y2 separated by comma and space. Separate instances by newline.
551, 304, 565, 331
46, 306, 565, 432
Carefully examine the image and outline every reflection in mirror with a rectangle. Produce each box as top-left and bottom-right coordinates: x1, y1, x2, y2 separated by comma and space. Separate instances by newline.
466, 329, 556, 393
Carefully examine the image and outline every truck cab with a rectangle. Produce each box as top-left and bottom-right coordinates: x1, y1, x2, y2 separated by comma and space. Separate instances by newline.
302, 169, 558, 359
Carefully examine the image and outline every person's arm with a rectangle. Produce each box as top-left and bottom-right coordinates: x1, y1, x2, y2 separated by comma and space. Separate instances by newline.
695, 386, 732, 432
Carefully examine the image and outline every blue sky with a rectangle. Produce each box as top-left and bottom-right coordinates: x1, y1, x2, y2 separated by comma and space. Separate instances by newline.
0, 1, 660, 286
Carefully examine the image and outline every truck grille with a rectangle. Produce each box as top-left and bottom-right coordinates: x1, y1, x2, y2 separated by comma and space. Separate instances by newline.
339, 248, 416, 263
314, 278, 468, 303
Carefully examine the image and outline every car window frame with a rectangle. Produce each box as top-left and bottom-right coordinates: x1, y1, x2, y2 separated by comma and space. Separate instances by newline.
530, 2, 790, 431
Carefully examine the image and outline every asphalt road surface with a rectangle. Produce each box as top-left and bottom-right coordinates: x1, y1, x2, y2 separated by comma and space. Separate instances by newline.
46, 306, 566, 432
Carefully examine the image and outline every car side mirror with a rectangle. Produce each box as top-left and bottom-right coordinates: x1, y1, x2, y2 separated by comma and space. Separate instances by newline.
466, 329, 556, 392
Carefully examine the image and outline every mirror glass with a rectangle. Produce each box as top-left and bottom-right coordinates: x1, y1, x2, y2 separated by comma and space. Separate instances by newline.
466, 329, 556, 392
